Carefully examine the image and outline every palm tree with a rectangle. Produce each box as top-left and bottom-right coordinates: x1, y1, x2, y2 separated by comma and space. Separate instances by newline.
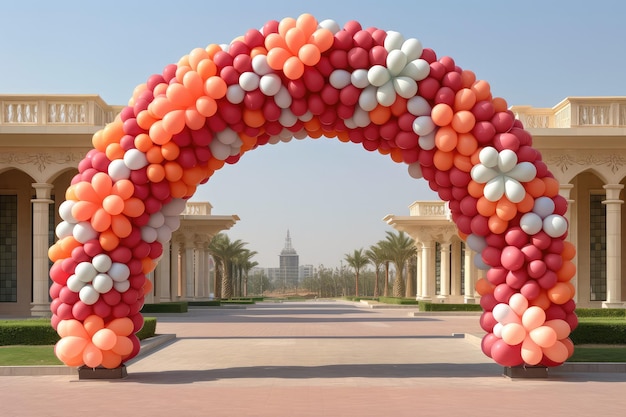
383, 231, 416, 298
376, 239, 393, 297
208, 233, 247, 299
232, 249, 257, 297
365, 244, 386, 297
344, 248, 370, 296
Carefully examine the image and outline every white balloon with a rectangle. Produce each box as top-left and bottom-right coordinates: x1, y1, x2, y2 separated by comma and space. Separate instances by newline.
75, 261, 98, 283
268, 135, 281, 145
239, 71, 259, 91
161, 198, 187, 216
148, 212, 165, 228
226, 84, 245, 104
108, 262, 130, 282
274, 86, 292, 108
279, 108, 298, 127
401, 38, 423, 61
92, 254, 112, 273
504, 178, 525, 203
352, 107, 371, 127
329, 69, 352, 89
493, 322, 503, 338
216, 128, 238, 145
298, 111, 313, 122
401, 59, 430, 81
141, 226, 158, 243
79, 284, 100, 305
412, 115, 435, 136
479, 147, 499, 168
407, 162, 423, 179
393, 76, 417, 99
483, 177, 505, 202
407, 96, 431, 116
367, 65, 391, 87
358, 85, 378, 112
164, 215, 180, 231
259, 73, 282, 96
474, 253, 490, 270
73, 221, 98, 243
350, 69, 370, 88
92, 273, 113, 294
543, 214, 568, 238
508, 162, 537, 182
520, 212, 543, 235
156, 224, 173, 243
533, 196, 556, 218
55, 221, 74, 239
59, 200, 77, 223
113, 280, 131, 293
66, 275, 85, 292
386, 49, 408, 76
384, 30, 404, 51
123, 148, 148, 170
418, 132, 435, 150
376, 81, 396, 107
493, 303, 519, 325
466, 234, 487, 252
470, 164, 498, 184
210, 139, 232, 161
497, 149, 518, 172
318, 19, 340, 34
251, 54, 272, 75
108, 159, 130, 181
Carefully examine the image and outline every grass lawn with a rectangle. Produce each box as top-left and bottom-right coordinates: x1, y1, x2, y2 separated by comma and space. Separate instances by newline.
567, 346, 626, 362
0, 346, 62, 366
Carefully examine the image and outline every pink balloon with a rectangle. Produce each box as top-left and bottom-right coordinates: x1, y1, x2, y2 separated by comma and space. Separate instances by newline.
481, 332, 499, 358
480, 311, 497, 333
479, 293, 498, 311
538, 270, 558, 289
491, 111, 515, 133
482, 246, 502, 268
544, 253, 563, 271
500, 246, 525, 271
434, 86, 455, 106
527, 259, 547, 279
472, 121, 496, 144
471, 100, 495, 121
486, 266, 508, 285
417, 78, 440, 100
520, 280, 541, 300
521, 244, 542, 262
493, 132, 520, 152
491, 339, 523, 367
494, 283, 515, 303
470, 215, 490, 236
505, 227, 528, 248
506, 268, 528, 289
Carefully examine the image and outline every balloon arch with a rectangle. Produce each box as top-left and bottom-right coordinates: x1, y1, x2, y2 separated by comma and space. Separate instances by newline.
48, 14, 577, 370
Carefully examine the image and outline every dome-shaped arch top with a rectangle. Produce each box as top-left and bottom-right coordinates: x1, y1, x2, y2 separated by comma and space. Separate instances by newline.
48, 13, 577, 370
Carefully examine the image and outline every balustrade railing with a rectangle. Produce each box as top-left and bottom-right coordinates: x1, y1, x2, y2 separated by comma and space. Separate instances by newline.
512, 97, 626, 128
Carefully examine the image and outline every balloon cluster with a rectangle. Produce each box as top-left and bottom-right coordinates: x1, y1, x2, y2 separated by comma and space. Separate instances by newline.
48, 13, 576, 369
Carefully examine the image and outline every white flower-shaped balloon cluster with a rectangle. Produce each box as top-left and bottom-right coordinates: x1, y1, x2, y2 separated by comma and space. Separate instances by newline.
140, 198, 187, 245
66, 254, 131, 305
520, 196, 568, 238
470, 147, 537, 203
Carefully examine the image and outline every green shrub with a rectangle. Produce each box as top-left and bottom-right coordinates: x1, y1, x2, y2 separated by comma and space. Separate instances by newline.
188, 300, 221, 307
570, 321, 626, 344
141, 301, 188, 313
0, 319, 59, 346
221, 299, 255, 305
418, 302, 483, 312
574, 308, 626, 318
378, 297, 419, 305
136, 317, 157, 340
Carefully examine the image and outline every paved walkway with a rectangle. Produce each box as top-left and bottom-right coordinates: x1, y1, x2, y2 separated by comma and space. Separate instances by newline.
1, 300, 625, 417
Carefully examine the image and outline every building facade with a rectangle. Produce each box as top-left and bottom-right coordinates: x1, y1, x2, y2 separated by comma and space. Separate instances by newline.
386, 97, 626, 308
0, 95, 238, 317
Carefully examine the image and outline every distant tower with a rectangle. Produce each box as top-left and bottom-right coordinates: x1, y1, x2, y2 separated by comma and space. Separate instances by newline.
279, 230, 300, 291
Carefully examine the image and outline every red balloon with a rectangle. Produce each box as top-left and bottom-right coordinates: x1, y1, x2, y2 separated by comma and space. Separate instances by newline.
520, 280, 541, 300
494, 283, 516, 303
303, 67, 324, 92
329, 49, 349, 68
52, 261, 71, 284
491, 339, 523, 367
480, 312, 497, 333
531, 231, 553, 250
102, 289, 122, 306
491, 111, 515, 133
481, 332, 499, 357
486, 266, 508, 285
460, 195, 478, 216
59, 286, 80, 304
506, 268, 528, 289
527, 259, 547, 279
49, 282, 63, 299
470, 214, 490, 236
501, 246, 525, 271
417, 78, 440, 100
471, 100, 495, 121
482, 246, 502, 267
420, 48, 437, 63
434, 86, 455, 106
521, 244, 542, 262
428, 61, 446, 80
439, 56, 456, 72
112, 302, 131, 318
369, 45, 387, 66
472, 121, 496, 144
538, 270, 558, 289
339, 85, 360, 106
493, 132, 520, 152
441, 71, 462, 92
545, 304, 567, 320
505, 227, 528, 248
479, 293, 498, 311
72, 301, 93, 321
93, 298, 112, 318
233, 53, 252, 73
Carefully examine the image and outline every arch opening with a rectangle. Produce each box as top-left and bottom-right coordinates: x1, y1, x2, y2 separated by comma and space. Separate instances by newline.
48, 13, 577, 370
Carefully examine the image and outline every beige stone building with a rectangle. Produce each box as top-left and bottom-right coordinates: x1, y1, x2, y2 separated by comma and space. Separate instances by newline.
0, 95, 624, 316
0, 95, 238, 317
386, 97, 626, 308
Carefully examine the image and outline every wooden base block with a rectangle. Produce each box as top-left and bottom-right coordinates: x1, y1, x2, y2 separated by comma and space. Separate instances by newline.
503, 365, 548, 379
78, 365, 127, 380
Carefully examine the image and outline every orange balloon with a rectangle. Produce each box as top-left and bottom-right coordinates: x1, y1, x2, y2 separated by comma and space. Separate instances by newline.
456, 132, 477, 156
105, 143, 124, 161
91, 208, 112, 232
266, 47, 291, 70
477, 196, 497, 216
543, 177, 560, 197
285, 27, 306, 54
91, 130, 107, 152
149, 121, 172, 146
453, 153, 473, 172
134, 133, 153, 153
149, 96, 175, 119
136, 110, 157, 131
529, 290, 551, 309
264, 32, 288, 50
431, 103, 454, 126
390, 96, 408, 117
145, 145, 164, 164
196, 96, 217, 117
147, 163, 166, 182
161, 141, 180, 161
454, 88, 477, 111
250, 46, 268, 58
182, 165, 207, 186
304, 117, 321, 132
205, 43, 222, 58
100, 350, 122, 370
298, 43, 321, 66
185, 107, 205, 130
461, 70, 476, 88
557, 261, 576, 282
492, 97, 509, 113
188, 47, 209, 70
488, 214, 508, 234
468, 180, 485, 198
475, 277, 495, 296
182, 71, 203, 97
196, 58, 217, 79
296, 13, 318, 37
283, 56, 305, 80
59, 236, 81, 255
99, 229, 120, 251
102, 195, 124, 215
278, 16, 297, 37
204, 76, 227, 100
142, 258, 156, 274
548, 282, 574, 304
123, 197, 145, 218
310, 28, 334, 52
153, 83, 168, 97
433, 150, 454, 171
562, 241, 576, 260
71, 201, 99, 222
113, 336, 134, 357
112, 179, 134, 200
451, 110, 476, 134
470, 149, 481, 166
524, 177, 547, 198
162, 109, 186, 135
369, 105, 392, 125
435, 126, 458, 152
169, 180, 188, 199
102, 120, 125, 147
164, 161, 184, 182
166, 83, 193, 108
516, 192, 535, 213
243, 108, 265, 128
389, 147, 404, 163
471, 80, 492, 102
207, 157, 225, 171
496, 197, 517, 221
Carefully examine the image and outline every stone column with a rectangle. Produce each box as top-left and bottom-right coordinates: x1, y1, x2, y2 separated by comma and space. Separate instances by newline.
158, 241, 171, 302
415, 242, 422, 299
464, 249, 478, 303
170, 238, 181, 299
437, 242, 450, 302
602, 184, 625, 308
30, 183, 54, 317
195, 240, 208, 298
450, 240, 462, 297
419, 240, 436, 301
184, 243, 195, 299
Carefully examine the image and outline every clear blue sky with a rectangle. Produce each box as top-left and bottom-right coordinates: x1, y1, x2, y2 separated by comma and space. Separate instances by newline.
1, 0, 624, 269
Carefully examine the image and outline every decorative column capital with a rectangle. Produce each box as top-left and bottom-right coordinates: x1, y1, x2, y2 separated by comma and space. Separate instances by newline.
602, 183, 624, 204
